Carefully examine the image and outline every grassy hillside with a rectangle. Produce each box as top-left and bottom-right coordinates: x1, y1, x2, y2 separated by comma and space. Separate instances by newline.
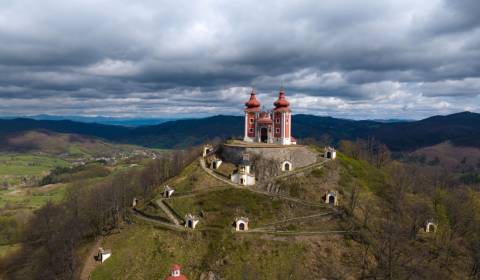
88, 154, 378, 279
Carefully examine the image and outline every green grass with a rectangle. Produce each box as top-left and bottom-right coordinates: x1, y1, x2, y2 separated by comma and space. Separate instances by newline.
167, 188, 322, 229
91, 224, 307, 280
0, 184, 67, 209
0, 154, 68, 176
337, 153, 386, 193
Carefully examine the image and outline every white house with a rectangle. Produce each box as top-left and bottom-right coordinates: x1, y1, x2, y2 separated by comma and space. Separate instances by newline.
231, 161, 255, 186
324, 146, 337, 159
425, 220, 438, 233
202, 144, 213, 157
211, 157, 222, 169
185, 214, 200, 229
281, 160, 293, 172
325, 190, 339, 206
163, 185, 175, 198
97, 247, 111, 263
234, 217, 249, 231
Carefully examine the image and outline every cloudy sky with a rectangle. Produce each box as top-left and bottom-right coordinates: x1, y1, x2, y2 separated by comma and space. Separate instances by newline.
0, 0, 479, 119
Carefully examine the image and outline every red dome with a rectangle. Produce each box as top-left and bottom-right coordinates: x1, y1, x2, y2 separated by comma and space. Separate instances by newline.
164, 264, 188, 280
257, 111, 273, 124
273, 87, 290, 110
171, 264, 181, 271
245, 88, 261, 110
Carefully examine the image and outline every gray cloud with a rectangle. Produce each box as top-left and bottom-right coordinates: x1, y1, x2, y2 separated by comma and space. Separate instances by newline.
0, 0, 479, 119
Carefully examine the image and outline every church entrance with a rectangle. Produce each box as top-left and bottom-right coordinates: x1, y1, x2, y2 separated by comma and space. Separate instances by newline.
239, 223, 245, 231
188, 220, 193, 228
329, 195, 335, 205
428, 224, 435, 232
260, 127, 268, 143
284, 163, 290, 171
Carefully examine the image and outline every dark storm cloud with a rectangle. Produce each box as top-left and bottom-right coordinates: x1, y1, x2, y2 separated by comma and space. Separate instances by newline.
0, 0, 479, 119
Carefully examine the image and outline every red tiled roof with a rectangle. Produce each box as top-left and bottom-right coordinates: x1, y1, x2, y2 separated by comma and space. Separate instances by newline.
273, 87, 290, 110
245, 88, 261, 110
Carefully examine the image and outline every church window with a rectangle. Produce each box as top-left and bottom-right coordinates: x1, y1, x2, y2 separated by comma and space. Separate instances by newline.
276, 118, 280, 123
275, 128, 280, 133
249, 118, 254, 124
249, 128, 254, 133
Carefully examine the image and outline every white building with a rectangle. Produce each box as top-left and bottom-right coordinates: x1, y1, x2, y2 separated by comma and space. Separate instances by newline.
281, 160, 293, 172
234, 217, 249, 231
231, 159, 255, 186
97, 247, 111, 263
163, 185, 175, 198
202, 144, 213, 157
425, 220, 438, 233
325, 190, 339, 206
185, 214, 200, 229
210, 158, 222, 169
324, 146, 337, 159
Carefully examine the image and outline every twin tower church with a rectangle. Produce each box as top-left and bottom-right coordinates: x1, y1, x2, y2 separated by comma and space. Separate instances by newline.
243, 87, 296, 145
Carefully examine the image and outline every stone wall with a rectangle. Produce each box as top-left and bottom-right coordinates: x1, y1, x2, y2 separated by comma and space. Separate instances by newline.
221, 144, 318, 169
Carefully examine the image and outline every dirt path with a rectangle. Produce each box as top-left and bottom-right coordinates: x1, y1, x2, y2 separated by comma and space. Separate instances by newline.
131, 209, 185, 231
155, 199, 180, 225
79, 238, 102, 280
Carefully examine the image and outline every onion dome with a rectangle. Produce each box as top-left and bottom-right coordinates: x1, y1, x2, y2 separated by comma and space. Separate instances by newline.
273, 86, 290, 111
245, 88, 261, 111
257, 111, 273, 124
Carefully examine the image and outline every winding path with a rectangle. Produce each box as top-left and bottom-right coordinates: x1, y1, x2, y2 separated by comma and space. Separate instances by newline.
131, 209, 185, 231
79, 239, 102, 280
155, 199, 180, 225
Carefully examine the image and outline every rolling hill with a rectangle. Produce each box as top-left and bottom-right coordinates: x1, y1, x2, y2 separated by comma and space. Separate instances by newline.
1, 112, 480, 151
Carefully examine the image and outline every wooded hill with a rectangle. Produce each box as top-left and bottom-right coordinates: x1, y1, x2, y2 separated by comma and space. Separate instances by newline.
2, 111, 480, 150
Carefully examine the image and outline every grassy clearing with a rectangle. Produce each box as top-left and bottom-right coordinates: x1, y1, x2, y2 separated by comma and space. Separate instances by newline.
0, 183, 67, 209
167, 188, 323, 229
0, 154, 68, 177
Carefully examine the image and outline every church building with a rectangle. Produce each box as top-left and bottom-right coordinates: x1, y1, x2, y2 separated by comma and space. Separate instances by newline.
243, 87, 295, 145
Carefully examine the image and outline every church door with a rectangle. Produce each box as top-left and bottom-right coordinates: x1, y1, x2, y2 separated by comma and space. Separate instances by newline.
239, 223, 245, 231
260, 127, 268, 143
284, 163, 290, 171
329, 195, 335, 205
188, 220, 193, 228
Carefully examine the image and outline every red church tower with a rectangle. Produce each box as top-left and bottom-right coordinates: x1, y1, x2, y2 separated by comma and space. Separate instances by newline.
243, 87, 295, 145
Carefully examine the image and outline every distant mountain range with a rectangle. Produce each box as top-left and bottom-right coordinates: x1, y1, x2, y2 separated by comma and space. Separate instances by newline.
1, 112, 479, 151
0, 115, 176, 127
